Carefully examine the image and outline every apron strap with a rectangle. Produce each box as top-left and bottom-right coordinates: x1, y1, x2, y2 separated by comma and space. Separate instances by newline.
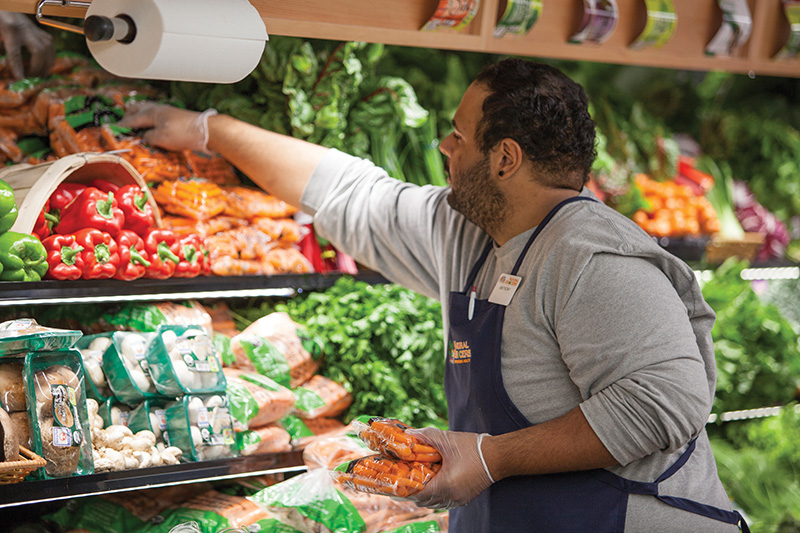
655, 438, 696, 483
510, 196, 595, 275
463, 242, 493, 293
655, 496, 750, 532
591, 438, 749, 531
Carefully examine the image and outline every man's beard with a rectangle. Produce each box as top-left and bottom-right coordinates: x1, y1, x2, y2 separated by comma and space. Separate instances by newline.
446, 157, 509, 235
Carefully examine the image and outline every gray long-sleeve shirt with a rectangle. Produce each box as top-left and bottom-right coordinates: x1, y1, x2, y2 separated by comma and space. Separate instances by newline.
301, 149, 738, 532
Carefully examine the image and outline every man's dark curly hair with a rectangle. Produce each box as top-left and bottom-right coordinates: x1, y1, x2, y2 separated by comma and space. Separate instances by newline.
473, 59, 597, 190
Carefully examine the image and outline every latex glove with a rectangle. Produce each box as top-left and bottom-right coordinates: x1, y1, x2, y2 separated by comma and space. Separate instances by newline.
0, 12, 54, 79
118, 102, 218, 153
405, 427, 494, 510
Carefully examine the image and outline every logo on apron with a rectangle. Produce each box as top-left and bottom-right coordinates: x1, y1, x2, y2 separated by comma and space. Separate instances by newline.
449, 339, 472, 364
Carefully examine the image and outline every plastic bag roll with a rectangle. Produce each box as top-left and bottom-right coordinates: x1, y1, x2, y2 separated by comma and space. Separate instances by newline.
86, 0, 268, 83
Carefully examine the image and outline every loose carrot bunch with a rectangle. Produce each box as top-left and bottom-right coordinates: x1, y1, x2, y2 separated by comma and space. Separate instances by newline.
354, 416, 442, 463
333, 454, 442, 498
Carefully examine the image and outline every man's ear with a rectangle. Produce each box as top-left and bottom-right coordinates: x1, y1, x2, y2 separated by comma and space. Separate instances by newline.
495, 138, 523, 180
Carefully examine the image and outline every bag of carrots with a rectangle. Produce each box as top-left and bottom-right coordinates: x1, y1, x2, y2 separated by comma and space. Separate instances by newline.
332, 454, 441, 499
353, 416, 442, 463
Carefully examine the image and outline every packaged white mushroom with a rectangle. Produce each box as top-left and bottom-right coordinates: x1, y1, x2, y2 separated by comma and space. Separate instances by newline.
102, 332, 159, 405
127, 398, 169, 445
75, 333, 114, 402
96, 398, 133, 428
146, 325, 227, 396
165, 394, 238, 462
24, 350, 94, 478
0, 318, 82, 356
87, 398, 183, 472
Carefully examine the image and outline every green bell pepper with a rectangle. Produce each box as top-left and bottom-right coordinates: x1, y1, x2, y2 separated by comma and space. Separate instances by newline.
0, 231, 47, 281
0, 179, 18, 234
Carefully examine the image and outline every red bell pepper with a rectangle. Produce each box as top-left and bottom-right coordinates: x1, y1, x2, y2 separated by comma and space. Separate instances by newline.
117, 184, 154, 237
89, 179, 119, 193
49, 182, 87, 212
73, 228, 120, 279
174, 234, 206, 278
41, 234, 84, 281
55, 187, 125, 237
113, 229, 151, 281
184, 233, 211, 276
33, 199, 59, 241
143, 228, 180, 279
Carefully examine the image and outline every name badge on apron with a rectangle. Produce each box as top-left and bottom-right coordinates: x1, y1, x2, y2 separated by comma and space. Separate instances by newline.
488, 274, 522, 306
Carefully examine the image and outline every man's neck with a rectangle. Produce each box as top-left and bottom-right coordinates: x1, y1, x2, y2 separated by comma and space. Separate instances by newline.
491, 187, 581, 246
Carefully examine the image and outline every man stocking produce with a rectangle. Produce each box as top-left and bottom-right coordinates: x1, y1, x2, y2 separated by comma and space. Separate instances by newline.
120, 58, 746, 532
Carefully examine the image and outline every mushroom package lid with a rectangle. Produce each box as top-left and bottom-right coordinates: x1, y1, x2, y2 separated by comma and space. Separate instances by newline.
24, 349, 94, 479
0, 318, 82, 357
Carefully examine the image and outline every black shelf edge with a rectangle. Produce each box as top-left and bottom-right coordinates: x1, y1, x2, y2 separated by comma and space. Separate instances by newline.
0, 271, 390, 306
0, 451, 306, 509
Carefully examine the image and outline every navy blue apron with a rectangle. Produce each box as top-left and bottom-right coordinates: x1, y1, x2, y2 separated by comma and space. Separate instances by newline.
445, 196, 748, 532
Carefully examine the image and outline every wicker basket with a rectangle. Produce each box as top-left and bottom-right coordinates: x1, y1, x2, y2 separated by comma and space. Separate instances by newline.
0, 446, 46, 484
0, 152, 161, 235
705, 232, 765, 264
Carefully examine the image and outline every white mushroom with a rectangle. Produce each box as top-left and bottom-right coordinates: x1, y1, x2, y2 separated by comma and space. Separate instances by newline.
89, 337, 112, 352
133, 450, 152, 468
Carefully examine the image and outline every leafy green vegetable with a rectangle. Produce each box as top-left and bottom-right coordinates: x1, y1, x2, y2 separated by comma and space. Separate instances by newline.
232, 277, 447, 429
170, 37, 449, 189
701, 259, 800, 413
710, 405, 800, 531
698, 156, 745, 239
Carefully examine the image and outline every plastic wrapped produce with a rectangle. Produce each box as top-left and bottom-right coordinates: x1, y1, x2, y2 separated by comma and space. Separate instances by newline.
232, 312, 324, 388
224, 368, 295, 429
353, 416, 442, 462
102, 332, 159, 404
147, 325, 227, 396
24, 350, 94, 478
293, 375, 352, 420
166, 394, 238, 461
237, 425, 292, 456
333, 455, 441, 499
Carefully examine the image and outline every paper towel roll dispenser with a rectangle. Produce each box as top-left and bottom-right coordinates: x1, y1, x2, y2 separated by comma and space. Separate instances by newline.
36, 0, 268, 84
83, 15, 136, 44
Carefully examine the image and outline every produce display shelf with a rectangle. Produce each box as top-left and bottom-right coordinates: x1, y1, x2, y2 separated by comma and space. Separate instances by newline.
0, 451, 306, 509
0, 271, 390, 307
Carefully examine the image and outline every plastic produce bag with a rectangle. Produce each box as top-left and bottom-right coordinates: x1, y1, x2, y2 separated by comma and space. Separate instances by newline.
293, 375, 352, 420
0, 318, 81, 356
24, 350, 94, 479
127, 398, 169, 446
343, 488, 442, 533
303, 432, 372, 471
102, 331, 159, 405
97, 397, 133, 428
147, 325, 227, 396
353, 416, 442, 462
249, 468, 367, 533
236, 424, 292, 455
147, 489, 301, 533
233, 312, 324, 388
166, 393, 238, 461
101, 301, 214, 336
224, 368, 295, 429
280, 414, 347, 450
75, 333, 114, 402
332, 455, 441, 499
